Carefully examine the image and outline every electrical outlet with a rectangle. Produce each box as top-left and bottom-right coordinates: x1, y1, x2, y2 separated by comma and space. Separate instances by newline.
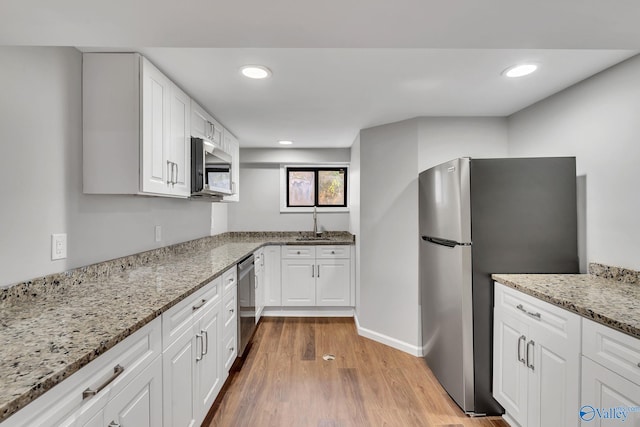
154, 225, 162, 242
51, 233, 67, 260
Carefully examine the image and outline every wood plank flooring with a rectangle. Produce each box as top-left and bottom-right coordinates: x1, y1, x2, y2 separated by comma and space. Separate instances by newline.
205, 317, 507, 427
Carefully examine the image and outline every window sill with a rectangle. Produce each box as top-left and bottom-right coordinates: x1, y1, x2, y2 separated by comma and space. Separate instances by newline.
280, 207, 350, 214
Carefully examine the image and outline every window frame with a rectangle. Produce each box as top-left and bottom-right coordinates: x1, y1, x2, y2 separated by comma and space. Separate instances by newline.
280, 164, 350, 213
286, 166, 348, 208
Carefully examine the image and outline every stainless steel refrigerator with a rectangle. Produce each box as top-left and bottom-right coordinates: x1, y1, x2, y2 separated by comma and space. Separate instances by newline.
419, 157, 578, 416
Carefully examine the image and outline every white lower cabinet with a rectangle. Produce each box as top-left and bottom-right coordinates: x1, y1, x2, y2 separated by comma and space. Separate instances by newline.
2, 318, 162, 427
263, 245, 282, 306
162, 276, 223, 427
102, 356, 163, 427
254, 248, 265, 322
280, 246, 352, 307
580, 318, 640, 426
493, 282, 581, 427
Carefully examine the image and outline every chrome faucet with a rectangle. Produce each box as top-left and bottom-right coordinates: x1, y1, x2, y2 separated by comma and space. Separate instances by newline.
313, 206, 321, 237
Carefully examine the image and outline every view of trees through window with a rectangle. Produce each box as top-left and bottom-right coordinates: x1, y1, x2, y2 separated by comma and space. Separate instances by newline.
287, 167, 347, 207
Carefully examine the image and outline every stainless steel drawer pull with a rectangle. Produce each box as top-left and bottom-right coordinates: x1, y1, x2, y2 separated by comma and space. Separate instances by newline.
526, 340, 535, 371
82, 364, 125, 400
516, 304, 527, 314
331, 250, 335, 254
108, 422, 120, 427
297, 251, 301, 254
517, 335, 526, 364
192, 299, 207, 311
228, 277, 234, 282
526, 311, 541, 320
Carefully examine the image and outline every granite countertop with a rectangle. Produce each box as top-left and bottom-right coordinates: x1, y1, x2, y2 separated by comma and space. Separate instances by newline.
0, 232, 354, 422
492, 273, 640, 340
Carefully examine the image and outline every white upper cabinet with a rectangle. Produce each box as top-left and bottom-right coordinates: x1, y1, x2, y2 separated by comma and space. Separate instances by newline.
83, 53, 190, 198
190, 100, 222, 147
222, 129, 240, 202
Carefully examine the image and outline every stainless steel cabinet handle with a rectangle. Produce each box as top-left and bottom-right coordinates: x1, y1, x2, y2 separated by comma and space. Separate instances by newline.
166, 160, 172, 185
331, 250, 335, 254
196, 334, 203, 362
82, 364, 125, 400
230, 308, 235, 314
230, 346, 234, 352
526, 340, 535, 371
317, 265, 320, 278
637, 362, 640, 368
297, 251, 301, 254
108, 422, 120, 427
192, 298, 207, 311
516, 304, 527, 314
202, 330, 208, 356
526, 311, 541, 320
173, 162, 178, 185
228, 277, 234, 283
517, 335, 526, 364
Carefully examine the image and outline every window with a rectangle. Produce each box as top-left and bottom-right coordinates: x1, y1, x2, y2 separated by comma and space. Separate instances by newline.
286, 167, 347, 207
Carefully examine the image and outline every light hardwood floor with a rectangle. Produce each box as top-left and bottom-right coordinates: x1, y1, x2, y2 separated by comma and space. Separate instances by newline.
205, 317, 507, 427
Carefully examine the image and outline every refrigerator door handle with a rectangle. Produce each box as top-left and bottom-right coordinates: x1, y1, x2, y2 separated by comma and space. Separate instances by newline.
421, 235, 461, 248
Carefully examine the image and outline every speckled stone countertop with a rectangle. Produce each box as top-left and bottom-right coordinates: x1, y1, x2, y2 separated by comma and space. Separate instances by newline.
0, 231, 354, 422
492, 269, 640, 340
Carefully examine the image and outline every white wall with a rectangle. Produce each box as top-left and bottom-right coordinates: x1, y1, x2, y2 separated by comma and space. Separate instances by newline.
418, 117, 509, 171
0, 47, 216, 287
227, 148, 351, 232
348, 134, 361, 314
508, 55, 640, 271
358, 116, 509, 354
359, 119, 420, 353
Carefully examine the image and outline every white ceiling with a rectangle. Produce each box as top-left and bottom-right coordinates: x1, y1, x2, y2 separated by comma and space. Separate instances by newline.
3, 0, 640, 147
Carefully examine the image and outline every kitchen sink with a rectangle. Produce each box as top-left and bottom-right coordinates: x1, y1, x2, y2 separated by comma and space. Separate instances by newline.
295, 236, 331, 241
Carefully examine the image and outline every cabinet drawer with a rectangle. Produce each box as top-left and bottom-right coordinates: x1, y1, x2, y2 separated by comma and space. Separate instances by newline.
162, 277, 221, 350
222, 267, 237, 295
223, 332, 238, 373
582, 318, 640, 386
495, 282, 580, 342
223, 286, 238, 335
282, 246, 315, 259
4, 318, 161, 427
316, 245, 350, 259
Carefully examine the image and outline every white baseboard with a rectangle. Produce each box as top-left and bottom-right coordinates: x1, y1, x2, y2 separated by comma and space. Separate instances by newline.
354, 314, 423, 356
262, 307, 355, 317
501, 413, 519, 427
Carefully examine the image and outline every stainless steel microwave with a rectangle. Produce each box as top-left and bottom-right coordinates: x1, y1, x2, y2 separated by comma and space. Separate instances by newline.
190, 137, 234, 199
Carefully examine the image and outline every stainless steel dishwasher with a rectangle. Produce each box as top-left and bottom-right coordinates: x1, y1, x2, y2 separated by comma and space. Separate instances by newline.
237, 254, 256, 356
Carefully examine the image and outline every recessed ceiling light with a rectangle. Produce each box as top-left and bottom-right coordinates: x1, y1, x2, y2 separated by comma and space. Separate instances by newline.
278, 140, 293, 145
240, 65, 272, 79
502, 64, 538, 78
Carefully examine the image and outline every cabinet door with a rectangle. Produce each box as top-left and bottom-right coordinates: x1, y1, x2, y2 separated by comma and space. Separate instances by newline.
190, 100, 208, 140
169, 83, 191, 197
281, 259, 316, 306
195, 301, 222, 424
581, 356, 640, 426
254, 249, 265, 321
103, 356, 162, 427
529, 318, 581, 427
316, 259, 350, 306
163, 327, 198, 427
222, 130, 240, 202
141, 57, 171, 195
264, 246, 282, 306
493, 307, 529, 427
